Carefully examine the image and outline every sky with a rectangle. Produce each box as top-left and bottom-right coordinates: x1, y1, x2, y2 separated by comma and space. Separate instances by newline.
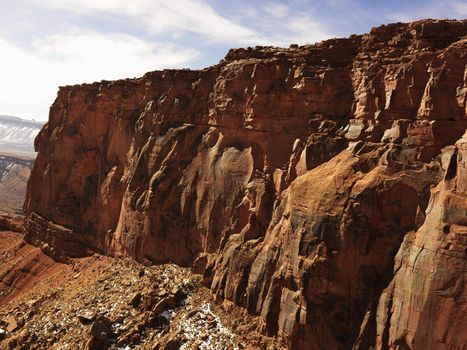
0, 0, 465, 122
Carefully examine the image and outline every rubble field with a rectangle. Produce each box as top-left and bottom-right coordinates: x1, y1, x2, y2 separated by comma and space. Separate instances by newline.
0, 228, 279, 350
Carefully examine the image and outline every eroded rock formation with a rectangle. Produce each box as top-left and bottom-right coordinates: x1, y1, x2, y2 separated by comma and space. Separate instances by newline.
24, 20, 467, 349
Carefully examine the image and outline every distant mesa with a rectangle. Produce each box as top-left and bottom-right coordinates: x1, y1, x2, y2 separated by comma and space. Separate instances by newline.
0, 115, 43, 157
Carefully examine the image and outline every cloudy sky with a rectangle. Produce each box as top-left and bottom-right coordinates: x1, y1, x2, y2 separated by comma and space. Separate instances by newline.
1, 0, 465, 121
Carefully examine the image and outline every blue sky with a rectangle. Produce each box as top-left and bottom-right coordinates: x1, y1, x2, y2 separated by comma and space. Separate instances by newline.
0, 0, 465, 121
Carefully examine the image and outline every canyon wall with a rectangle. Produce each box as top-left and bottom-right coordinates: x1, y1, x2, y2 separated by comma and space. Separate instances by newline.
24, 20, 467, 349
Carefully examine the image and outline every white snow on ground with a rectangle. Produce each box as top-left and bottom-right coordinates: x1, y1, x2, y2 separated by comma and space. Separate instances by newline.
179, 302, 239, 350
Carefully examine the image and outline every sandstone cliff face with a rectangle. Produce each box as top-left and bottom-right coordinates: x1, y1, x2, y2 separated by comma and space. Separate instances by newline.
368, 132, 467, 350
25, 20, 467, 349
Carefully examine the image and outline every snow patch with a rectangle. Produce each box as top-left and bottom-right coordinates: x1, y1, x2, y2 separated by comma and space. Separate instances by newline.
179, 302, 238, 350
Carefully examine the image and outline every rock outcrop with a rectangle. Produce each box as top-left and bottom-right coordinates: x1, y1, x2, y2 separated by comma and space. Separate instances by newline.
24, 20, 467, 349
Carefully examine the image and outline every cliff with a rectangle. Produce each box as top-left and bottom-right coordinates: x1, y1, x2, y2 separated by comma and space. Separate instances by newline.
24, 19, 467, 349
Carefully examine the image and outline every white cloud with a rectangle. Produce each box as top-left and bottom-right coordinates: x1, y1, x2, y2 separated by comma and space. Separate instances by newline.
384, 12, 414, 23
31, 32, 199, 76
449, 0, 467, 15
264, 3, 290, 18
30, 0, 262, 44
0, 32, 198, 121
385, 0, 467, 23
284, 16, 332, 44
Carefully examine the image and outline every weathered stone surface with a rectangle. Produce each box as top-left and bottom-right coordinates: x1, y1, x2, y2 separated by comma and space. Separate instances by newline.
368, 131, 467, 350
24, 19, 467, 349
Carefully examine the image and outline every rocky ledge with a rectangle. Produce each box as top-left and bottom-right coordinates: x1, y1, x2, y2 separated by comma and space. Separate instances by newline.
23, 19, 466, 349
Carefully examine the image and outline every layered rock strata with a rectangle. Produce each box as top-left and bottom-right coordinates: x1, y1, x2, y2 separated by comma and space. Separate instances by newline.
24, 20, 467, 349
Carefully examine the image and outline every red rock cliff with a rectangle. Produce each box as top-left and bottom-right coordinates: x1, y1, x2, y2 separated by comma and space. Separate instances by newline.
24, 19, 467, 349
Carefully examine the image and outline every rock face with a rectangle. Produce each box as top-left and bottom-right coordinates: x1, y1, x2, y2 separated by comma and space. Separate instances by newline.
24, 20, 467, 349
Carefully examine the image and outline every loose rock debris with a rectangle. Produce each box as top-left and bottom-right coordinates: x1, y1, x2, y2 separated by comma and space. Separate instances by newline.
0, 233, 279, 349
